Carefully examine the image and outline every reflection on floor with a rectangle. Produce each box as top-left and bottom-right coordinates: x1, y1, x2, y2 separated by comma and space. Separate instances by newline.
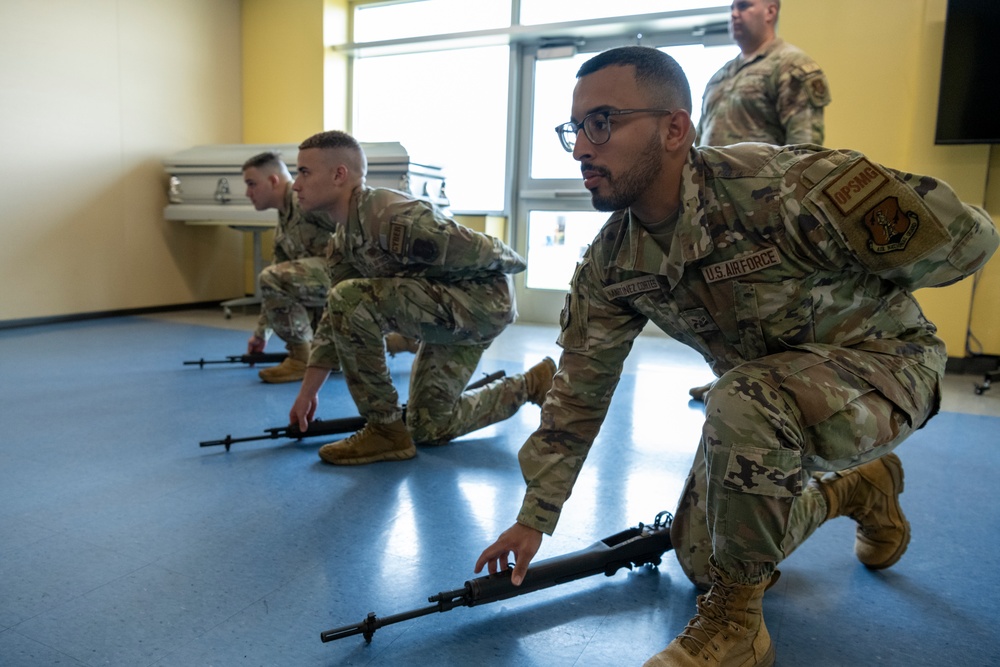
1, 308, 998, 666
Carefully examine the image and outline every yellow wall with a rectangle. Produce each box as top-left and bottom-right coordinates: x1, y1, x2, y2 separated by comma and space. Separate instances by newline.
242, 0, 347, 143
782, 0, 1000, 355
0, 1, 246, 322
239, 0, 349, 290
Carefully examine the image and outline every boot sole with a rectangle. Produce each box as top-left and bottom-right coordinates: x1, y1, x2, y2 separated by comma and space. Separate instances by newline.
758, 642, 776, 667
319, 445, 417, 466
258, 374, 306, 383
861, 453, 910, 570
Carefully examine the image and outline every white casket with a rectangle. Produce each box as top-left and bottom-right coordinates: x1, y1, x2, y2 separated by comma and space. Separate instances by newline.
163, 141, 449, 223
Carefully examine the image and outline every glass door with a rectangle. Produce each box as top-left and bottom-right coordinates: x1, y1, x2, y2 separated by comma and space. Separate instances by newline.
512, 38, 739, 324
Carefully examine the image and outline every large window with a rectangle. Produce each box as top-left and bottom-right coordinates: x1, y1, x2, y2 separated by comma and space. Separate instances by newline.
520, 0, 731, 25
353, 0, 512, 42
352, 46, 510, 212
346, 1, 733, 214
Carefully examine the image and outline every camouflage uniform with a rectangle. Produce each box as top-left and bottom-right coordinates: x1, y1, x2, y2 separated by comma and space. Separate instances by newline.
255, 184, 336, 347
309, 186, 529, 444
516, 144, 997, 585
697, 39, 831, 147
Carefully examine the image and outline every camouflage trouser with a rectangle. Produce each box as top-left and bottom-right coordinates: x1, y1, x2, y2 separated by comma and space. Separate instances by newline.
258, 257, 330, 346
326, 274, 529, 444
670, 347, 940, 587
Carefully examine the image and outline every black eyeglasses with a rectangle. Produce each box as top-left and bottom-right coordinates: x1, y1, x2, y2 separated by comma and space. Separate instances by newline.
554, 108, 673, 152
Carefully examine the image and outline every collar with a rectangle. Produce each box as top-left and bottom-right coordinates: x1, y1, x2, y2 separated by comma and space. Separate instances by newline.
735, 37, 784, 71
280, 181, 295, 221
606, 149, 714, 289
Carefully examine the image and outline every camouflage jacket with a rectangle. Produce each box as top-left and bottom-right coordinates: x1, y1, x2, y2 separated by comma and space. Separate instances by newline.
255, 184, 335, 337
309, 186, 526, 368
696, 39, 831, 147
516, 143, 998, 534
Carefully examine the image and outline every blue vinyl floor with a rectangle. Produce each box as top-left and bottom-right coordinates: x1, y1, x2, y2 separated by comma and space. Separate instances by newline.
1, 310, 999, 666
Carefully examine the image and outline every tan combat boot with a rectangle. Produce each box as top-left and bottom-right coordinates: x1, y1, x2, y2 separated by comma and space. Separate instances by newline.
524, 357, 556, 406
385, 333, 419, 357
317, 419, 416, 465
258, 342, 311, 384
644, 565, 774, 667
811, 452, 909, 569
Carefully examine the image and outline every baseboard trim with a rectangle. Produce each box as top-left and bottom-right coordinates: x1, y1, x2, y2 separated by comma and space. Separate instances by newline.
946, 354, 1000, 375
0, 301, 228, 331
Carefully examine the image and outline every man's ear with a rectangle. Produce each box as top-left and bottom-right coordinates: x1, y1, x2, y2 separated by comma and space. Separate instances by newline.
664, 110, 693, 151
332, 164, 350, 184
765, 2, 779, 25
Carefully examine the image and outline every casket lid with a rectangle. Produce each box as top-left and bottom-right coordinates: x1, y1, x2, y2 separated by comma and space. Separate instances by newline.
163, 142, 439, 170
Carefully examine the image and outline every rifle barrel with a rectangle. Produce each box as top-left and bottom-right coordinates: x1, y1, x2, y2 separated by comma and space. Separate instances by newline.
183, 353, 287, 367
320, 604, 443, 643
320, 512, 673, 645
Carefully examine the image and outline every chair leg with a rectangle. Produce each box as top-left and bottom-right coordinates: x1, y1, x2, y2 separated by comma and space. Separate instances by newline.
974, 368, 1000, 395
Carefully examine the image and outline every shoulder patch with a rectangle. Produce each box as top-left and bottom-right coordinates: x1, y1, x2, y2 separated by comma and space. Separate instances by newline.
388, 220, 408, 255
863, 197, 920, 253
822, 158, 887, 215
807, 158, 951, 272
806, 75, 830, 107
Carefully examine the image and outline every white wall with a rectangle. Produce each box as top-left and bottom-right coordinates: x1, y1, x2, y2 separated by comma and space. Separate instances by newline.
0, 0, 245, 322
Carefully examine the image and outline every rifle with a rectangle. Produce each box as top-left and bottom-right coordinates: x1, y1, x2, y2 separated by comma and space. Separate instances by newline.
200, 369, 507, 451
183, 353, 288, 368
320, 511, 673, 644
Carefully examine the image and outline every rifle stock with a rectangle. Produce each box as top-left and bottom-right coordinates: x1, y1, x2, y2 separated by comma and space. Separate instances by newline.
200, 369, 507, 451
183, 353, 288, 368
320, 511, 673, 644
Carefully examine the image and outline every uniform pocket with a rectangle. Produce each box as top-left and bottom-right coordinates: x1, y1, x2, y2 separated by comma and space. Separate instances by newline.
734, 278, 815, 360
557, 260, 590, 351
722, 444, 803, 498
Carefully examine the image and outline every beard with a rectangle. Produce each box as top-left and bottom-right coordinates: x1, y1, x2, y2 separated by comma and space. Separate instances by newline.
588, 132, 664, 212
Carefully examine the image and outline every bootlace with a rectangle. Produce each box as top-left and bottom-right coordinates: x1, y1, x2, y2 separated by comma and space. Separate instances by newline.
678, 585, 737, 654
845, 479, 882, 537
341, 423, 376, 446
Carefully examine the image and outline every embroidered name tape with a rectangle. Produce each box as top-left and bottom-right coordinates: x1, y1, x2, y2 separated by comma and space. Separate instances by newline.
603, 275, 660, 300
701, 247, 782, 284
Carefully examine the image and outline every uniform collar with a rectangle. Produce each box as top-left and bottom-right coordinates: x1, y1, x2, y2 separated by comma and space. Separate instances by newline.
735, 37, 784, 70
280, 181, 296, 223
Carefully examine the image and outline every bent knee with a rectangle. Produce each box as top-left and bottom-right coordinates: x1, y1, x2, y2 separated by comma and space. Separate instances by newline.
670, 514, 712, 591
406, 408, 451, 445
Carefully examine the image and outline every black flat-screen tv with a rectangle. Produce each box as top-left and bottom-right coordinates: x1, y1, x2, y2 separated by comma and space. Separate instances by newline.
934, 0, 1000, 144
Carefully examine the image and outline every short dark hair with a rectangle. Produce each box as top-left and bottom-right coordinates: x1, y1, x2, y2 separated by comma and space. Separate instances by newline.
577, 46, 692, 112
299, 130, 362, 153
241, 151, 284, 172
299, 130, 367, 176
